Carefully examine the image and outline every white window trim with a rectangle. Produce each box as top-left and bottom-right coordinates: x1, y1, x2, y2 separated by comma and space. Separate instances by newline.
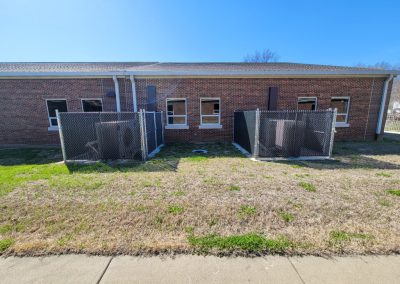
81, 98, 103, 112
45, 99, 68, 131
297, 97, 318, 110
200, 97, 222, 128
166, 98, 188, 128
331, 96, 350, 127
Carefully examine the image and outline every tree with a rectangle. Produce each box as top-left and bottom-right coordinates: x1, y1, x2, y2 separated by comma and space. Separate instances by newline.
355, 61, 398, 70
356, 62, 400, 109
243, 49, 279, 63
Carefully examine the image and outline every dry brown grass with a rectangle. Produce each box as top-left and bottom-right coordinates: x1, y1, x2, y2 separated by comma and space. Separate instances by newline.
1, 139, 400, 256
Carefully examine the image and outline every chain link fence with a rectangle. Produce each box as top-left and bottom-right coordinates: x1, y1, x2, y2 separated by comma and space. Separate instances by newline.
57, 110, 164, 162
234, 109, 336, 159
385, 114, 400, 133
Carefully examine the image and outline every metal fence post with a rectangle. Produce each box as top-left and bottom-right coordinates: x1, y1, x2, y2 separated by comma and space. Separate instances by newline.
254, 108, 260, 158
161, 111, 165, 145
153, 111, 157, 148
139, 109, 147, 161
232, 111, 235, 144
293, 110, 298, 145
328, 108, 337, 157
143, 110, 148, 158
56, 110, 67, 162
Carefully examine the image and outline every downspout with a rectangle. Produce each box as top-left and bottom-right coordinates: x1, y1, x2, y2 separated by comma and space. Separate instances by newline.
129, 75, 138, 112
376, 75, 394, 136
113, 75, 121, 112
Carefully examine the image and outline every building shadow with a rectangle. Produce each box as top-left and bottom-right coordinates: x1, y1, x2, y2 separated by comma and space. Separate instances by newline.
66, 142, 243, 173
3, 139, 399, 172
0, 147, 63, 166
0, 142, 243, 173
278, 139, 400, 170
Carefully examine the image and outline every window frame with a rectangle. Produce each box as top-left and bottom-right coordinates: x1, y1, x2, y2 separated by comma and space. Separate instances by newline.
165, 98, 188, 129
297, 97, 318, 111
199, 97, 222, 128
45, 99, 68, 131
331, 96, 351, 127
81, 98, 103, 112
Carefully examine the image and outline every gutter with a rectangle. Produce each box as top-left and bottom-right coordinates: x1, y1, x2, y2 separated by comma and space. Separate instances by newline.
376, 75, 395, 135
129, 75, 138, 112
112, 75, 121, 112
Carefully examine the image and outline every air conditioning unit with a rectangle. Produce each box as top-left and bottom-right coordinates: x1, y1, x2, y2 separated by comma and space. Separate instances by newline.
95, 120, 141, 160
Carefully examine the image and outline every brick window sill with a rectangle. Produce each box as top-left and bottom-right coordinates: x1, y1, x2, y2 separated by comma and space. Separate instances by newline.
48, 126, 59, 131
165, 125, 189, 130
198, 124, 223, 129
335, 123, 350, 128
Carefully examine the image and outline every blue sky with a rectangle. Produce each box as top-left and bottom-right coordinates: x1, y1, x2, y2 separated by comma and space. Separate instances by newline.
0, 0, 399, 66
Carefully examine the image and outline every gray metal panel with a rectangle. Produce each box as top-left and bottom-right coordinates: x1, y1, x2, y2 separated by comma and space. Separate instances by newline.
146, 86, 157, 112
155, 112, 163, 146
268, 87, 279, 110
233, 111, 257, 154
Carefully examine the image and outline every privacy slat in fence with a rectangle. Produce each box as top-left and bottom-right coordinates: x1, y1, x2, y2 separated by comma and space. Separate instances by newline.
233, 111, 257, 154
57, 110, 164, 162
234, 109, 336, 159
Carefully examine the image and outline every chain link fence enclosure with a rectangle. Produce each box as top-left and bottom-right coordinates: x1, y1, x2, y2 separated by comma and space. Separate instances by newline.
234, 109, 336, 159
57, 110, 164, 162
385, 113, 400, 133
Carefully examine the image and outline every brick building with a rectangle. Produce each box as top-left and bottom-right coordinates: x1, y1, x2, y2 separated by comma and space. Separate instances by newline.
0, 62, 398, 145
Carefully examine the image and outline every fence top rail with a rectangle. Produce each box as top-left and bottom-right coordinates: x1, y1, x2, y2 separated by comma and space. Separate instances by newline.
58, 111, 163, 114
234, 109, 336, 113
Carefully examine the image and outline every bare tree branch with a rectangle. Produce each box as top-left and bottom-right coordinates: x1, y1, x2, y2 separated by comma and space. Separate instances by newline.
243, 49, 279, 63
357, 62, 400, 109
355, 61, 399, 70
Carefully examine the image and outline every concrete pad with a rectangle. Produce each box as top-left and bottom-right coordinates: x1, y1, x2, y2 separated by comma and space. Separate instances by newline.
0, 255, 111, 284
290, 256, 400, 284
101, 255, 302, 284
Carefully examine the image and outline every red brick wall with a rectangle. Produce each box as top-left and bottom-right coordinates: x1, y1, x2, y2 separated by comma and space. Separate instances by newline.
0, 78, 132, 145
135, 77, 387, 142
0, 76, 388, 145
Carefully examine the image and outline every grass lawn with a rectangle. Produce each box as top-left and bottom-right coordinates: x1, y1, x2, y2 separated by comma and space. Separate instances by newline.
1, 139, 400, 256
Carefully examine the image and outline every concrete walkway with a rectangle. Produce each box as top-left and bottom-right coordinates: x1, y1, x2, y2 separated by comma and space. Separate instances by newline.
1, 254, 399, 283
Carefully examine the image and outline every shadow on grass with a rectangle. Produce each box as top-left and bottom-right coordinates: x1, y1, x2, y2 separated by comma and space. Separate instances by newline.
66, 142, 245, 173
275, 139, 400, 170
0, 147, 63, 166
0, 143, 244, 173
3, 139, 400, 172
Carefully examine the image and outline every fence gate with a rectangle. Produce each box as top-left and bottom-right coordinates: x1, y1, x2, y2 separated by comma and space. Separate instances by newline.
56, 110, 164, 162
234, 109, 336, 159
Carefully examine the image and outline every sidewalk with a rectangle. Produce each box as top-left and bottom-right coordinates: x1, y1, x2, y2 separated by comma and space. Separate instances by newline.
1, 254, 399, 284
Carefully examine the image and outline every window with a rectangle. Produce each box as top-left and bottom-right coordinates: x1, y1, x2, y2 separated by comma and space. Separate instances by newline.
331, 97, 350, 125
166, 99, 187, 126
82, 99, 103, 112
46, 99, 67, 128
297, 97, 317, 111
200, 98, 221, 126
